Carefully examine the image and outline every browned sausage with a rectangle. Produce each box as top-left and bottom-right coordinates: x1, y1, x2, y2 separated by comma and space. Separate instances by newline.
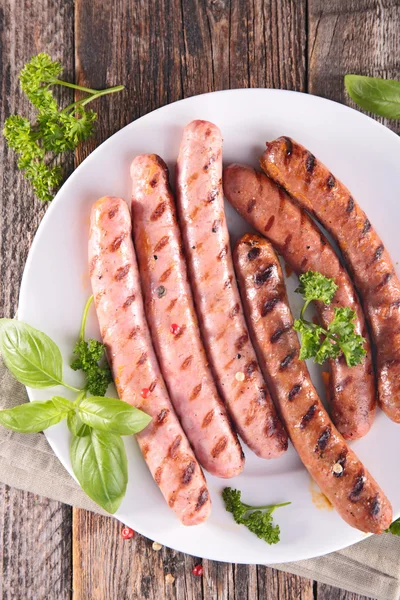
234, 233, 392, 534
224, 164, 375, 440
130, 153, 244, 478
176, 120, 288, 459
89, 196, 211, 525
261, 137, 400, 423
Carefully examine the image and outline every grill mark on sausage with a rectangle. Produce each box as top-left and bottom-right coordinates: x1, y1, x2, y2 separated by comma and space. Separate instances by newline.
173, 324, 186, 340
224, 276, 233, 288
279, 349, 296, 370
217, 245, 228, 260
288, 383, 302, 401
235, 332, 249, 350
335, 375, 353, 393
315, 425, 331, 455
187, 172, 199, 185
128, 326, 140, 339
346, 197, 355, 213
190, 205, 200, 221
229, 303, 240, 319
207, 188, 219, 203
195, 487, 209, 511
264, 215, 275, 232
283, 233, 293, 252
212, 219, 221, 232
376, 270, 394, 292
142, 444, 150, 459
110, 232, 127, 251
211, 436, 228, 457
169, 435, 182, 459
333, 448, 348, 477
95, 290, 106, 306
327, 174, 336, 189
150, 201, 166, 221
182, 461, 196, 484
258, 387, 268, 404
136, 352, 147, 367
202, 410, 214, 428
349, 470, 366, 502
149, 380, 157, 392
123, 295, 135, 308
248, 247, 261, 260
180, 355, 193, 370
190, 383, 202, 401
154, 466, 162, 484
362, 219, 371, 235
89, 255, 99, 276
370, 494, 381, 516
115, 264, 130, 281
215, 327, 227, 342
282, 136, 293, 157
261, 296, 280, 316
278, 187, 286, 213
270, 323, 291, 343
255, 265, 275, 286
373, 244, 385, 261
149, 175, 158, 188
247, 198, 256, 213
224, 357, 235, 370
108, 205, 119, 219
168, 490, 177, 507
300, 257, 308, 269
390, 299, 400, 309
203, 153, 218, 172
245, 360, 258, 378
154, 235, 170, 252
166, 298, 177, 312
159, 266, 173, 282
300, 403, 317, 429
305, 152, 316, 175
157, 408, 169, 425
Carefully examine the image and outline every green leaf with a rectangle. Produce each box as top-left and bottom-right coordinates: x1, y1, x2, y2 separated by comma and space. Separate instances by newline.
67, 411, 90, 437
386, 518, 400, 536
0, 399, 69, 433
52, 396, 74, 412
78, 397, 151, 435
295, 271, 338, 304
345, 74, 400, 119
0, 319, 64, 388
70, 429, 128, 514
293, 320, 324, 361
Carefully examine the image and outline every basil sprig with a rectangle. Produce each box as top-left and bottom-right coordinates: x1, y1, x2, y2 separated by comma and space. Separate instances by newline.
345, 74, 400, 119
0, 297, 151, 514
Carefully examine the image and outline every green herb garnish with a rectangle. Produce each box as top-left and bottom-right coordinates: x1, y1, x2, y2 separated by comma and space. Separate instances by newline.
0, 297, 151, 514
345, 74, 400, 120
3, 53, 124, 201
386, 518, 400, 536
222, 487, 290, 545
293, 270, 366, 367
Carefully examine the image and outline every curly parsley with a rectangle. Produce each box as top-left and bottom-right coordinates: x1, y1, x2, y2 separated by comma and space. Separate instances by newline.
222, 487, 290, 545
3, 53, 124, 201
293, 271, 366, 367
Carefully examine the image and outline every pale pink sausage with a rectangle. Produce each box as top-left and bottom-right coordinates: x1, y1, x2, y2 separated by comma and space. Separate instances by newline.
130, 154, 244, 477
89, 196, 211, 525
175, 121, 288, 458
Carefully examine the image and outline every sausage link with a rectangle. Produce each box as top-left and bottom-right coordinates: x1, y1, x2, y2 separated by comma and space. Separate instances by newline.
130, 154, 244, 478
176, 120, 288, 459
223, 164, 375, 440
234, 233, 392, 533
89, 196, 211, 525
261, 137, 400, 423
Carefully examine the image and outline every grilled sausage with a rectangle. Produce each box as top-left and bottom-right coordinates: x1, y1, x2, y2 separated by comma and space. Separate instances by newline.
224, 164, 375, 440
130, 154, 244, 478
89, 196, 211, 525
261, 137, 400, 423
234, 233, 392, 533
176, 120, 288, 458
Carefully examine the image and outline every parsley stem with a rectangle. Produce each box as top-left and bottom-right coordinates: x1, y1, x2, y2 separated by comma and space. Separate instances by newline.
242, 501, 291, 511
63, 85, 125, 114
79, 295, 94, 342
300, 298, 312, 321
50, 78, 99, 94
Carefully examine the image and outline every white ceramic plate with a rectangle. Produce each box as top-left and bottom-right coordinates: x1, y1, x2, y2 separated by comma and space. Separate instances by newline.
18, 89, 400, 564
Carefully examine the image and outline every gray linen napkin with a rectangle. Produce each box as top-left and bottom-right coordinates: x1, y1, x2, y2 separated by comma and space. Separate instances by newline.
0, 357, 399, 600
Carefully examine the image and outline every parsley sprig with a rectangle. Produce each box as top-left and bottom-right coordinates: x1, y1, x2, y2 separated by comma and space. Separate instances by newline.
3, 53, 124, 201
386, 518, 400, 536
222, 487, 290, 545
293, 271, 366, 367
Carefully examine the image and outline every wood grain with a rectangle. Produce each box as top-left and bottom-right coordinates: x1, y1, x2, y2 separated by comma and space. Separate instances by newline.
0, 0, 74, 599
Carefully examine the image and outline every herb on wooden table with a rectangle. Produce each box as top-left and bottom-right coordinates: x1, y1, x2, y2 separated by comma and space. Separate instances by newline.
345, 74, 400, 119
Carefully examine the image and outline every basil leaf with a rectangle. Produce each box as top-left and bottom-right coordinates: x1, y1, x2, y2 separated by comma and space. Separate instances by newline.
0, 400, 69, 432
78, 396, 151, 435
67, 410, 90, 437
0, 319, 64, 388
70, 429, 127, 514
345, 75, 400, 119
52, 396, 74, 412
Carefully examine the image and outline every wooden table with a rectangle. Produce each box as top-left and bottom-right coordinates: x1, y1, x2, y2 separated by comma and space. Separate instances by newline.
1, 1, 400, 598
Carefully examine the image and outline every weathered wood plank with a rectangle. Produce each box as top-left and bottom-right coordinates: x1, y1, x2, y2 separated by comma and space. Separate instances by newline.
0, 0, 74, 598
73, 1, 308, 599
308, 3, 400, 598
